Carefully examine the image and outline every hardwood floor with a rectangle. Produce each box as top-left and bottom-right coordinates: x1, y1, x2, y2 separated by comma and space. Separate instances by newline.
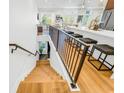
17, 58, 114, 93
73, 57, 114, 93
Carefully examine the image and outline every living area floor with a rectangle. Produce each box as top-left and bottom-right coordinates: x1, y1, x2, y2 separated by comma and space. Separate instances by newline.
71, 57, 113, 93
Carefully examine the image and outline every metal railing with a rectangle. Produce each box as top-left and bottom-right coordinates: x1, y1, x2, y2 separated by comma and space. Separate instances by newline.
9, 43, 39, 56
49, 26, 89, 88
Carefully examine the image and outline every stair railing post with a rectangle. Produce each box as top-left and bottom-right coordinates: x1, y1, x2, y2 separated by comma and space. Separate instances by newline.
74, 46, 89, 83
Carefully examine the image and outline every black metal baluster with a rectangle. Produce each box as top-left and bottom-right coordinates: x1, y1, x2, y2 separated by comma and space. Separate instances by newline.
64, 36, 69, 64
65, 37, 70, 66
63, 37, 68, 62
74, 46, 89, 83
66, 38, 71, 67
56, 30, 59, 51
68, 39, 75, 72
72, 43, 81, 77
69, 40, 77, 74
66, 38, 73, 68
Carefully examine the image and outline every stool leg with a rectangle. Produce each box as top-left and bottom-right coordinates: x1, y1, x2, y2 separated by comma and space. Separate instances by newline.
98, 54, 107, 70
98, 52, 102, 61
110, 65, 114, 70
88, 46, 95, 61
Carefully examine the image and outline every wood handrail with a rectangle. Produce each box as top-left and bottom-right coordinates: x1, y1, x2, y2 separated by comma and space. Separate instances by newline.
9, 43, 40, 56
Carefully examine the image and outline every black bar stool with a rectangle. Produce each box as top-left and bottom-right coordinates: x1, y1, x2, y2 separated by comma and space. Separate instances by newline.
65, 31, 74, 34
71, 33, 83, 38
79, 38, 97, 44
88, 44, 114, 71
79, 38, 98, 55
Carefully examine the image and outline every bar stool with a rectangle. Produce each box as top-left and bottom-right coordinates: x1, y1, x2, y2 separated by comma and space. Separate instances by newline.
88, 44, 114, 71
65, 31, 74, 34
79, 38, 98, 55
79, 38, 97, 44
71, 33, 83, 38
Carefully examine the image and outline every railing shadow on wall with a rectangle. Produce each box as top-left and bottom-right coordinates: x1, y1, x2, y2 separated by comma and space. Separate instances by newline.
49, 26, 90, 88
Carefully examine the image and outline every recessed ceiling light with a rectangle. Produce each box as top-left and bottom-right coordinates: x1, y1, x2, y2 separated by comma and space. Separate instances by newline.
100, 0, 103, 2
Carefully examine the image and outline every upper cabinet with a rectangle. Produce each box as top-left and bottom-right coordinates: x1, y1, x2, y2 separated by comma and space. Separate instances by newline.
106, 0, 114, 10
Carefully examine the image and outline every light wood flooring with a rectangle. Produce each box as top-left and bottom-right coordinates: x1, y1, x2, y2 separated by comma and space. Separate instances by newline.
17, 58, 114, 93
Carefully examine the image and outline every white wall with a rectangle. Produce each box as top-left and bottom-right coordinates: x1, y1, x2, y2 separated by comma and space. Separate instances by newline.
10, 0, 38, 51
9, 0, 38, 93
9, 48, 38, 93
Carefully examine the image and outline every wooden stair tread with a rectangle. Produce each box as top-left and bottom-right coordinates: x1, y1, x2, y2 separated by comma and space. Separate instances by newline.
36, 60, 50, 66
39, 65, 62, 79
24, 67, 51, 81
17, 80, 69, 93
21, 80, 67, 83
25, 64, 62, 81
37, 62, 61, 77
25, 70, 62, 81
36, 60, 50, 64
37, 60, 50, 62
17, 60, 69, 93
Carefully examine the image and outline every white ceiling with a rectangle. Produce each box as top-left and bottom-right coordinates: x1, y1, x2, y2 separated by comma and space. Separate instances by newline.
36, 0, 106, 8
36, 0, 84, 8
35, 0, 107, 13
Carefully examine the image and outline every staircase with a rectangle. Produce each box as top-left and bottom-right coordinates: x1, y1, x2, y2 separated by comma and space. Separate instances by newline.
17, 60, 69, 93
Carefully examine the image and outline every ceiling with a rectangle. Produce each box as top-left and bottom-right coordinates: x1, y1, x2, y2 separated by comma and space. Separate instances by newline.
35, 0, 108, 13
36, 0, 107, 8
36, 0, 83, 8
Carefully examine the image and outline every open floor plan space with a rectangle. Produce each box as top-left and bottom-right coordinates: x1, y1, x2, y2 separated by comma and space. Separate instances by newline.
10, 0, 114, 93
